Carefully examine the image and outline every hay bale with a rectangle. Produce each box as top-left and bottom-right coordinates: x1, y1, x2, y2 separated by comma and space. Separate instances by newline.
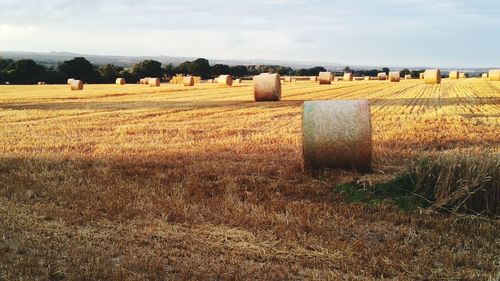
404, 75, 412, 80
70, 80, 83, 91
364, 76, 371, 81
377, 72, 387, 80
459, 72, 468, 79
482, 73, 488, 79
149, 78, 160, 87
183, 76, 195, 86
193, 76, 201, 84
318, 72, 333, 84
424, 69, 441, 84
419, 73, 425, 80
5, 82, 10, 85
217, 75, 233, 86
67, 78, 75, 85
389, 71, 400, 82
489, 69, 500, 81
303, 100, 372, 172
343, 73, 353, 81
253, 73, 281, 102
310, 76, 317, 82
37, 82, 44, 85
116, 78, 126, 85
284, 76, 292, 83
449, 71, 459, 79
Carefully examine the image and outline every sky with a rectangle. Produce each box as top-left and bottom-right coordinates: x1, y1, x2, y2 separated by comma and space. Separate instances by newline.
0, 0, 499, 68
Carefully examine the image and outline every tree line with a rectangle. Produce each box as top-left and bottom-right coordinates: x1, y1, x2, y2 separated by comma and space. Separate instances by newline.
0, 56, 409, 85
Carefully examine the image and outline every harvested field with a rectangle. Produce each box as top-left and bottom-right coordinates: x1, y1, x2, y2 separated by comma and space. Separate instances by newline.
0, 78, 499, 280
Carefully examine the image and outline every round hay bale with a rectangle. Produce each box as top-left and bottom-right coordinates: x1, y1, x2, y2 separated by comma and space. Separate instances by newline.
37, 82, 43, 85
253, 73, 281, 102
5, 82, 10, 85
343, 73, 353, 81
389, 71, 400, 82
318, 72, 333, 84
67, 78, 75, 85
310, 76, 318, 82
459, 72, 468, 79
419, 73, 425, 80
303, 100, 372, 172
149, 78, 160, 87
116, 78, 126, 85
236, 79, 242, 83
284, 76, 292, 83
449, 71, 459, 79
489, 69, 500, 81
424, 69, 441, 84
217, 75, 233, 86
377, 72, 387, 80
364, 76, 371, 81
70, 80, 83, 91
183, 76, 194, 86
482, 73, 488, 79
404, 75, 412, 80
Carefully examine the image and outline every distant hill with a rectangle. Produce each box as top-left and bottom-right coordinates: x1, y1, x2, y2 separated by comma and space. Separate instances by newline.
0, 51, 492, 74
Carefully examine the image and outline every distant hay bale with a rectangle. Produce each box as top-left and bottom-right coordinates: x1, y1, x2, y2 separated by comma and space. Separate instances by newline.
217, 75, 233, 86
303, 100, 372, 172
459, 72, 468, 79
193, 76, 201, 84
183, 76, 195, 86
115, 78, 126, 85
149, 78, 160, 87
404, 75, 412, 80
389, 71, 400, 82
364, 76, 371, 81
318, 72, 333, 84
253, 73, 281, 102
489, 69, 500, 81
377, 72, 387, 80
343, 73, 353, 81
67, 78, 75, 85
284, 76, 292, 83
424, 69, 441, 84
310, 76, 317, 82
213, 78, 219, 83
169, 75, 184, 84
420, 73, 425, 80
482, 73, 488, 79
5, 82, 10, 85
235, 79, 242, 83
449, 71, 459, 79
37, 82, 44, 85
70, 80, 83, 91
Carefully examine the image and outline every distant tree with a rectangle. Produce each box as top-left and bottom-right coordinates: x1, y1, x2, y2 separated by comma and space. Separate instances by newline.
382, 67, 390, 75
230, 65, 249, 78
211, 64, 231, 77
44, 67, 65, 84
410, 69, 425, 79
6, 59, 46, 84
0, 58, 14, 72
163, 63, 176, 78
343, 66, 352, 73
59, 57, 99, 83
187, 58, 211, 79
400, 68, 411, 77
98, 64, 124, 83
131, 60, 163, 80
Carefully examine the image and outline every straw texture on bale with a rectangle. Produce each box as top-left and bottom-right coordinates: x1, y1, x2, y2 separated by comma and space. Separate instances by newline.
148, 78, 160, 87
115, 78, 126, 85
183, 76, 195, 86
482, 73, 488, 79
253, 73, 281, 102
193, 76, 201, 84
490, 69, 500, 81
318, 72, 332, 84
217, 75, 233, 86
303, 100, 372, 172
404, 75, 412, 80
343, 73, 353, 81
420, 73, 425, 80
389, 71, 400, 82
449, 71, 459, 79
70, 80, 83, 91
424, 69, 441, 84
377, 73, 387, 80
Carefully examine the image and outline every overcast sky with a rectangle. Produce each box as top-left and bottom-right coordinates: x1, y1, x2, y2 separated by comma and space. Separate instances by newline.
0, 0, 499, 67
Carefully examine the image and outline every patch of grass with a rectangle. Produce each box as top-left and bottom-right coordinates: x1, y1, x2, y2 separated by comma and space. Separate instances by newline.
336, 172, 430, 211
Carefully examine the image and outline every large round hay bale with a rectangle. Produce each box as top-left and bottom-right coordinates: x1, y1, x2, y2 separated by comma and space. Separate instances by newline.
67, 78, 75, 85
389, 71, 400, 82
183, 76, 194, 86
70, 80, 83, 91
303, 100, 372, 172
424, 69, 441, 84
343, 73, 353, 81
253, 73, 281, 102
217, 75, 233, 86
482, 73, 488, 79
419, 73, 425, 80
377, 72, 387, 80
449, 71, 459, 79
404, 75, 412, 80
318, 72, 333, 84
490, 69, 500, 81
116, 78, 126, 85
149, 78, 160, 87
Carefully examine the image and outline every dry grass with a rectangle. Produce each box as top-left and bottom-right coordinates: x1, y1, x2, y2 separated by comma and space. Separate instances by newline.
0, 78, 499, 280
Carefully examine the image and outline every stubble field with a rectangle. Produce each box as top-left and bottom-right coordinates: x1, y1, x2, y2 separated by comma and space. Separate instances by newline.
0, 78, 499, 280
